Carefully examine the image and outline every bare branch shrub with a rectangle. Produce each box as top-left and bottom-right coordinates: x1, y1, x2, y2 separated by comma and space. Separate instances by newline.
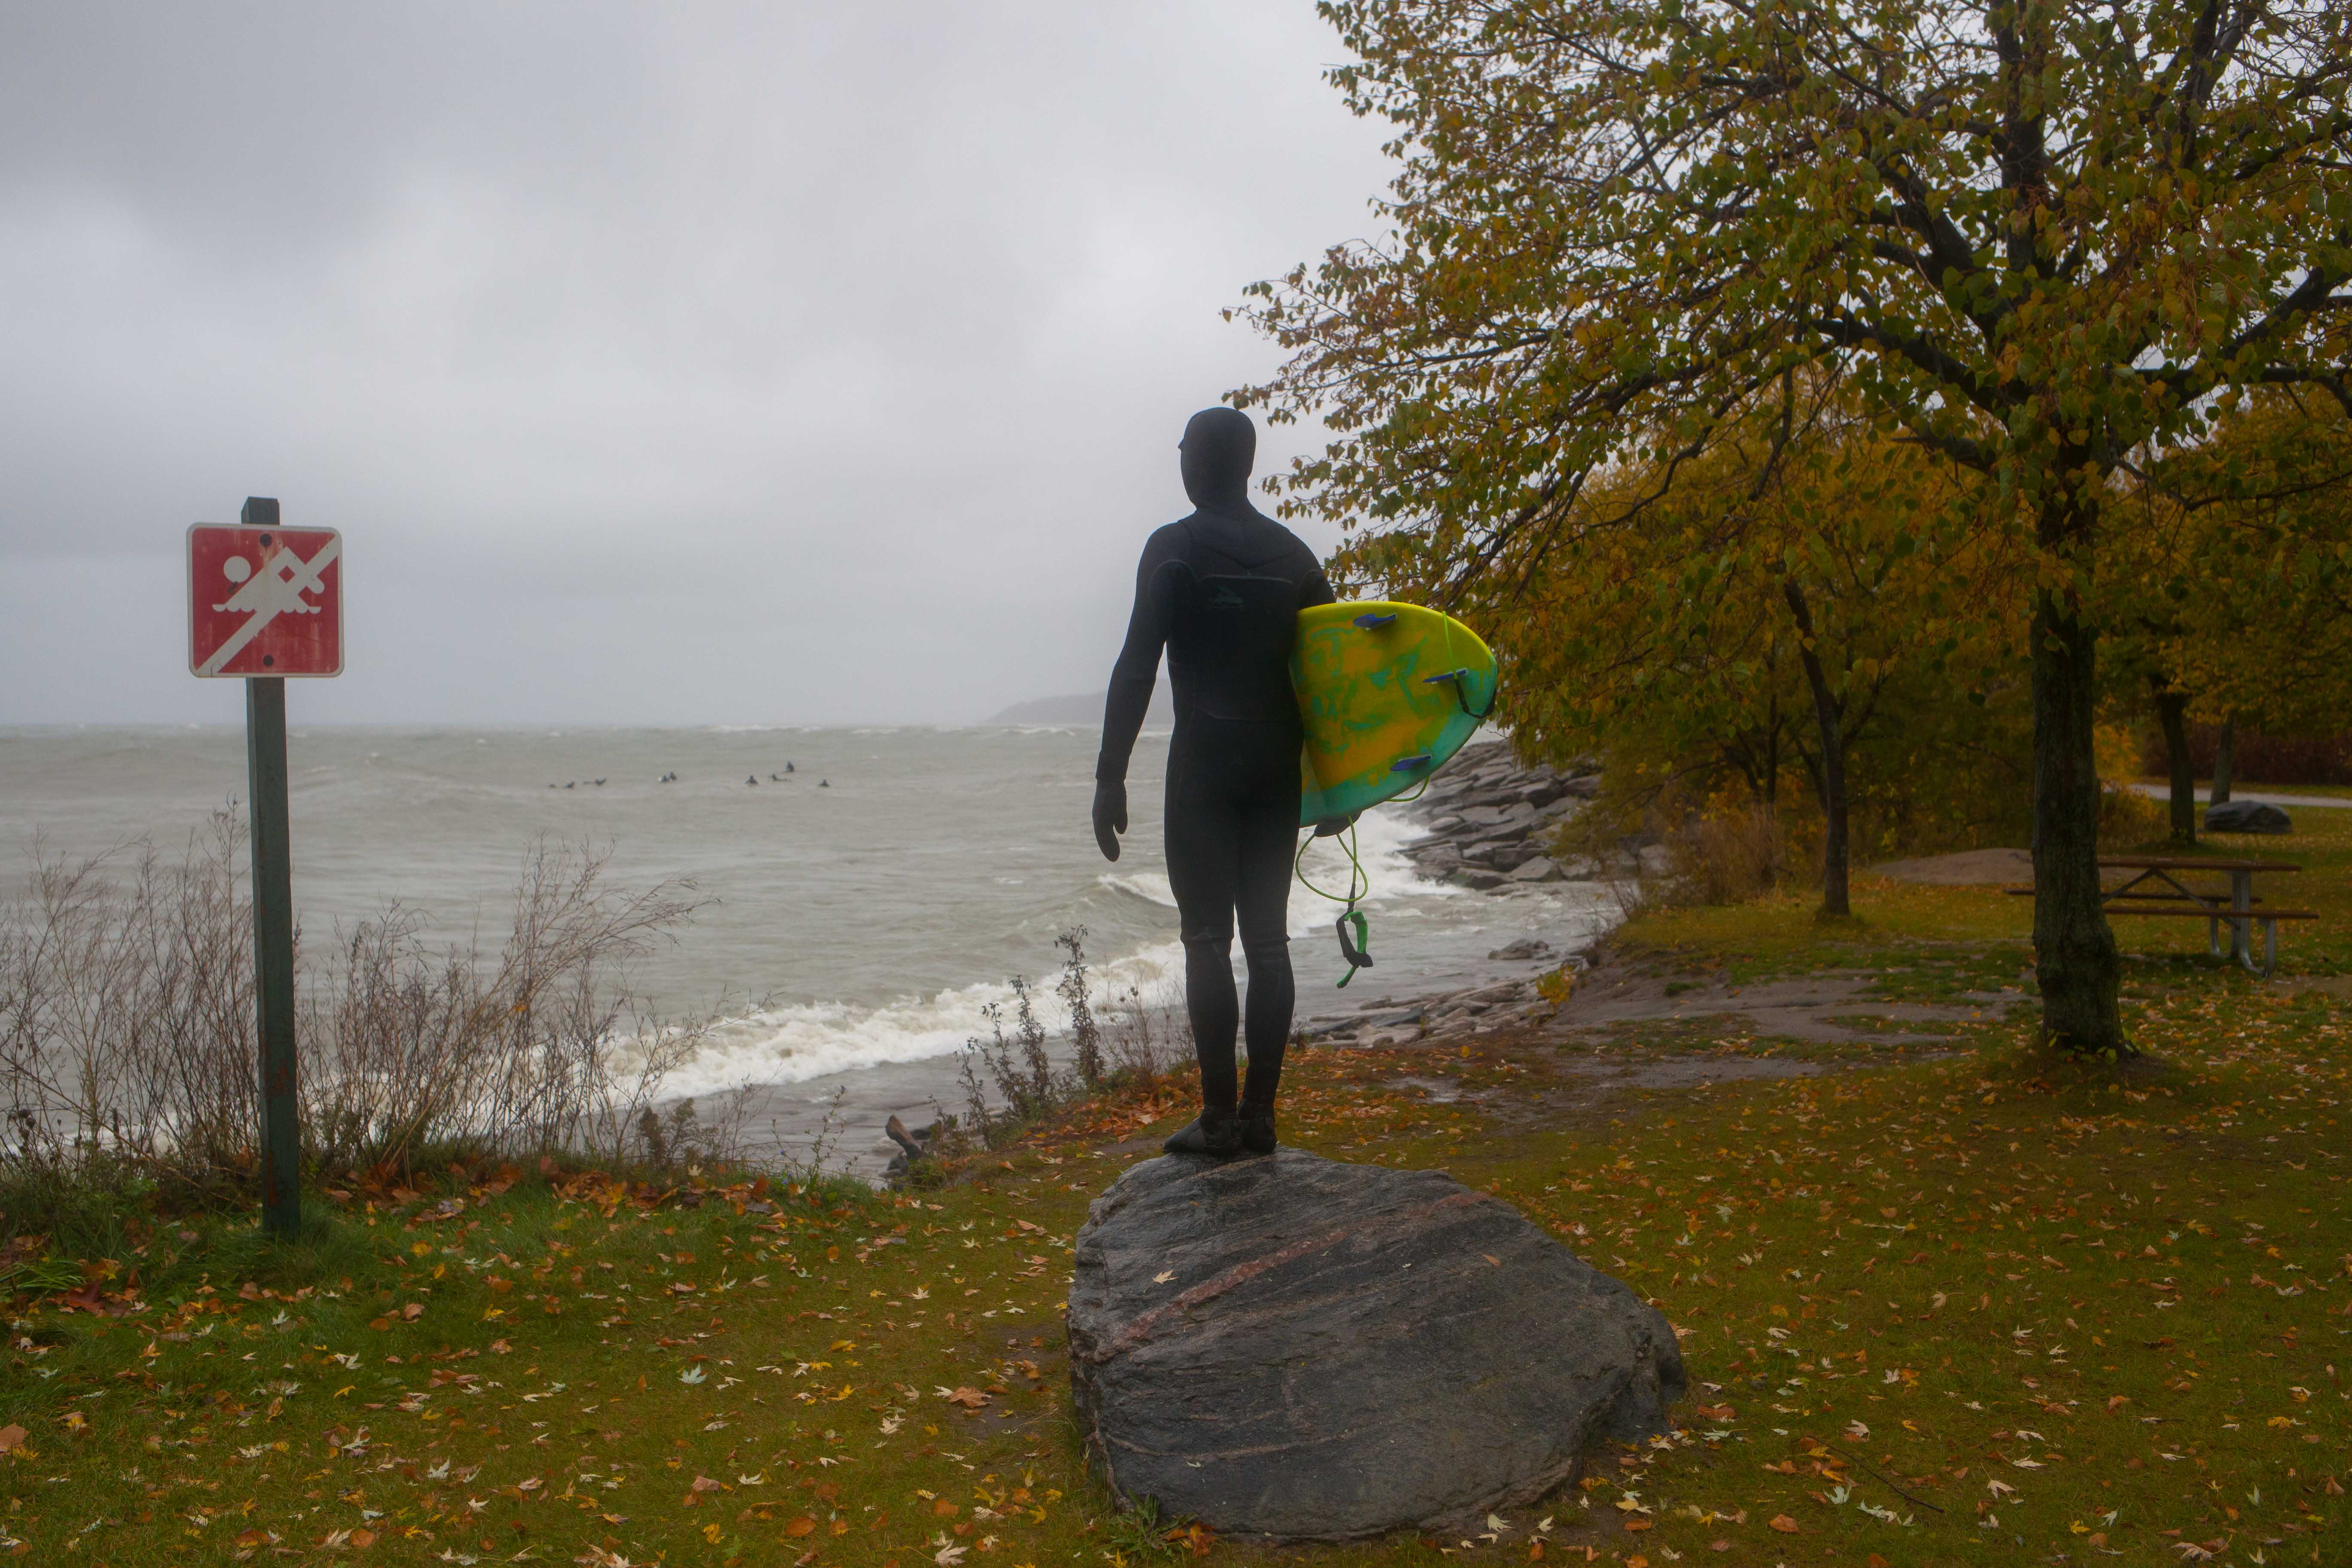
1098, 980, 1187, 1084
1661, 800, 1785, 906
1056, 928, 1106, 1088
0, 815, 719, 1196
949, 929, 1190, 1150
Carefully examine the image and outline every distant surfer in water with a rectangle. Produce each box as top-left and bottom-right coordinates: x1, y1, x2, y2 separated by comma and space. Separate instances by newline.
1094, 407, 1333, 1158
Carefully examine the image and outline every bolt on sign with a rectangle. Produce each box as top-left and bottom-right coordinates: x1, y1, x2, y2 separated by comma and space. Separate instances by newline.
187, 522, 343, 677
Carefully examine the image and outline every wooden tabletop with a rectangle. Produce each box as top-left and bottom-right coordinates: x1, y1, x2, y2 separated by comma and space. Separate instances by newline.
2098, 856, 2301, 873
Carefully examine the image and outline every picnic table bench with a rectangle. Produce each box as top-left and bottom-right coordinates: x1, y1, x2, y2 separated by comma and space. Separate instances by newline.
2006, 857, 2312, 977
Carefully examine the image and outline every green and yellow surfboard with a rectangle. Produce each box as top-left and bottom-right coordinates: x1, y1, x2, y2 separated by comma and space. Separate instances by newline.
1293, 601, 1498, 829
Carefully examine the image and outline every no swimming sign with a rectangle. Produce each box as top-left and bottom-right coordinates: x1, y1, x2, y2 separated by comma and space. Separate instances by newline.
187, 521, 344, 677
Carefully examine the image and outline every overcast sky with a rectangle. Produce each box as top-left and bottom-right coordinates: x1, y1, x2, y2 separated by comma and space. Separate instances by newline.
0, 2, 1392, 726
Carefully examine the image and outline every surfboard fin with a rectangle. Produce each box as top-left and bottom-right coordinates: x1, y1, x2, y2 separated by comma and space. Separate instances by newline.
1422, 667, 1499, 719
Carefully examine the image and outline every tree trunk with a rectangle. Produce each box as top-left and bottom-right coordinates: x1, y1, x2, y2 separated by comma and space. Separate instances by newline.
2031, 582, 2127, 1054
2150, 682, 2195, 845
1781, 580, 1849, 919
2212, 719, 2235, 804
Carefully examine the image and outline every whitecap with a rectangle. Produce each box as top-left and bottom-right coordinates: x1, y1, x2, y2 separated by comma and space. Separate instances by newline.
652, 939, 1187, 1098
1098, 871, 1178, 907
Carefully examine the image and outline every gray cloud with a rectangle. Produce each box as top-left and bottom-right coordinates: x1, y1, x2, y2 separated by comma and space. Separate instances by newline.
0, 2, 1388, 724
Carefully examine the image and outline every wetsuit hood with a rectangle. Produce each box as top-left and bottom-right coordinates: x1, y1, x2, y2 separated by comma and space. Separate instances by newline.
1181, 407, 1256, 516
1179, 408, 1293, 567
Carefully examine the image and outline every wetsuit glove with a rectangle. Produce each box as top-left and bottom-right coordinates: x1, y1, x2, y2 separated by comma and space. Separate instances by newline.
1092, 778, 1129, 862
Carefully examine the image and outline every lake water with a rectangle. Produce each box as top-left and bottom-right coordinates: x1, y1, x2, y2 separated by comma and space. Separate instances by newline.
0, 724, 1613, 1170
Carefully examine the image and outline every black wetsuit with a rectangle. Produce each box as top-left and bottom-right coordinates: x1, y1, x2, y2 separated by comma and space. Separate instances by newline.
1095, 410, 1333, 1116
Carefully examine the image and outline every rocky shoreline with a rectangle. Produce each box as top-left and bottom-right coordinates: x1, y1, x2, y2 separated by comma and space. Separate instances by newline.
1396, 738, 1605, 888
1296, 739, 1633, 1050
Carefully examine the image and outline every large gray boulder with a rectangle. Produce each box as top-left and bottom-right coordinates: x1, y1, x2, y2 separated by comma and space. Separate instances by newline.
1067, 1151, 1683, 1542
2206, 798, 2292, 835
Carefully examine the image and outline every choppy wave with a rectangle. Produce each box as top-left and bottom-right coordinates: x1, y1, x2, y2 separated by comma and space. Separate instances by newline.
1098, 871, 1178, 907
655, 938, 1190, 1099
657, 797, 1471, 1098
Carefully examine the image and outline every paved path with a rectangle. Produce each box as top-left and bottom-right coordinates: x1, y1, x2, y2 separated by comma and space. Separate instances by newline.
2129, 783, 2352, 810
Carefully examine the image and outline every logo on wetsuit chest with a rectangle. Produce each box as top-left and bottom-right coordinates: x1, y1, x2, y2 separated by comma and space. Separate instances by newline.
1208, 585, 1248, 611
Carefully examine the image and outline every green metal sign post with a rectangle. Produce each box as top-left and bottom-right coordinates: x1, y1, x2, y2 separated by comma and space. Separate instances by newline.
189, 496, 344, 1239
245, 640, 301, 1237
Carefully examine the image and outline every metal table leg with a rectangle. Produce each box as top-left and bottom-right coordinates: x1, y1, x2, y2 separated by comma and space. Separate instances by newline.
2229, 870, 2255, 966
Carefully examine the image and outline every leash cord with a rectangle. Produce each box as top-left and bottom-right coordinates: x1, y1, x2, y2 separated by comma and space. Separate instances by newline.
1294, 822, 1375, 986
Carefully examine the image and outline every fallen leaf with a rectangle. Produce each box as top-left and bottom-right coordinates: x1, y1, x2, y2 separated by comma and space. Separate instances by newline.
1152, 1270, 1175, 1285
1622, 1518, 1651, 1533
0, 1426, 23, 1453
785, 1516, 818, 1537
939, 1386, 991, 1410
400, 1303, 423, 1321
349, 1527, 375, 1548
1769, 1515, 1799, 1534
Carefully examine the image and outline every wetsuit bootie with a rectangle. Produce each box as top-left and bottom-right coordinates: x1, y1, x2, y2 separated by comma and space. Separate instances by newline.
1163, 1108, 1241, 1158
1238, 1103, 1277, 1156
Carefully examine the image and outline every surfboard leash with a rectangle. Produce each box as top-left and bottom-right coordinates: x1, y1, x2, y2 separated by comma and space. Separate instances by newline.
1294, 822, 1375, 987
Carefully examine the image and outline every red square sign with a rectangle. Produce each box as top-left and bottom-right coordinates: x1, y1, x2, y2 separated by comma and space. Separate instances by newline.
188, 524, 344, 677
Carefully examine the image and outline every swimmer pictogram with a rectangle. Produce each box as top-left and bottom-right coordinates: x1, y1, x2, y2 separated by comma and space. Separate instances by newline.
187, 523, 344, 677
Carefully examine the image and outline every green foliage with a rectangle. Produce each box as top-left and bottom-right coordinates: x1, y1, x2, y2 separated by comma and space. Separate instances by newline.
2107, 393, 2352, 735
1486, 384, 2042, 872
1234, 0, 2352, 1049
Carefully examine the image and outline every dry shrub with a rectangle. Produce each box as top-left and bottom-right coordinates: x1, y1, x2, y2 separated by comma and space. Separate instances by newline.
2149, 724, 2352, 788
1100, 982, 1188, 1084
952, 930, 1189, 1148
1662, 799, 1785, 906
1, 813, 718, 1196
1548, 778, 1786, 910
2096, 780, 2172, 846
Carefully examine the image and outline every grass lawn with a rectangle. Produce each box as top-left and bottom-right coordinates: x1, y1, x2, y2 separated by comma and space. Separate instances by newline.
4, 816, 2348, 1567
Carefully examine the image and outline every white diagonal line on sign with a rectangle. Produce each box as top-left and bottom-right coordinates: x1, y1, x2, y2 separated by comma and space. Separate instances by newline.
198, 535, 341, 676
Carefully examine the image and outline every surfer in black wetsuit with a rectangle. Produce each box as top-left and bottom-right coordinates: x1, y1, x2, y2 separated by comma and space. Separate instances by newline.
1094, 407, 1333, 1158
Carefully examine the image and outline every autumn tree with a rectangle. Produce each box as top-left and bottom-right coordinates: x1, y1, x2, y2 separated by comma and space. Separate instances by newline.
1238, 0, 2352, 1053
1348, 373, 2026, 915
2103, 393, 2352, 841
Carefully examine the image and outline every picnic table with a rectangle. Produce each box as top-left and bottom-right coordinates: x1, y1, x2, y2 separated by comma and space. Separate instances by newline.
2008, 856, 2312, 977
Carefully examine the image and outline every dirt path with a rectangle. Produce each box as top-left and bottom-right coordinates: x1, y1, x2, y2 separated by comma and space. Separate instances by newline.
1544, 951, 2017, 1047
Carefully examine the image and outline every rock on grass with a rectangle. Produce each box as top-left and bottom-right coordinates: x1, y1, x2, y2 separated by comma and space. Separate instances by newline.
1067, 1149, 1683, 1541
